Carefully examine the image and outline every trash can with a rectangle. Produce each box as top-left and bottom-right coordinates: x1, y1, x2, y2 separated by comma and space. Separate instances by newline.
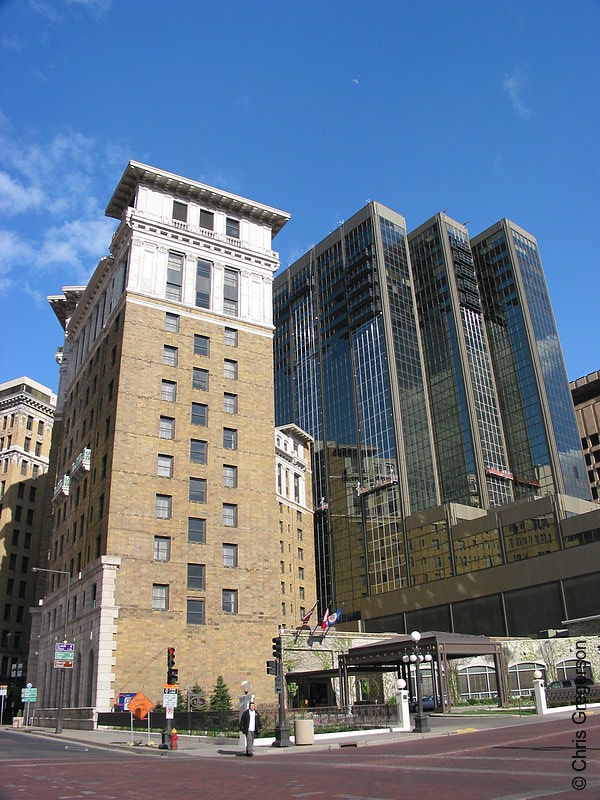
294, 718, 314, 745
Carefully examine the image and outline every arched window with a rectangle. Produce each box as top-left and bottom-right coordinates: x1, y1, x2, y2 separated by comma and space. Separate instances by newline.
458, 664, 497, 699
508, 662, 545, 696
555, 659, 593, 681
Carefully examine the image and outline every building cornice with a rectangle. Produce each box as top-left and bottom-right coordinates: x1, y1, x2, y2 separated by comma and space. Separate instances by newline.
106, 160, 290, 236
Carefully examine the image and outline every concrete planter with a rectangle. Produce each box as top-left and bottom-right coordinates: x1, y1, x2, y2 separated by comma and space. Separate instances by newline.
12, 717, 24, 728
294, 718, 314, 745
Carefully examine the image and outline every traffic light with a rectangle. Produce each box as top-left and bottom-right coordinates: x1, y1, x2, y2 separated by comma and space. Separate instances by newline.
272, 637, 282, 660
167, 647, 177, 684
266, 660, 278, 675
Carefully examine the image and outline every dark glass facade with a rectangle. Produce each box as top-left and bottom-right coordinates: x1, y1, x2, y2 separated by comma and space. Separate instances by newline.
471, 220, 589, 501
274, 206, 592, 620
274, 204, 438, 613
409, 215, 513, 509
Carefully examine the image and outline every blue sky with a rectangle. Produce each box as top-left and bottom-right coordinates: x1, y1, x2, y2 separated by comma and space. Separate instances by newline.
1, 0, 598, 393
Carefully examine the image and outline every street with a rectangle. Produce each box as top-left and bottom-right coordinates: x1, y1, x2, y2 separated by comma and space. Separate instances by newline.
1, 713, 598, 799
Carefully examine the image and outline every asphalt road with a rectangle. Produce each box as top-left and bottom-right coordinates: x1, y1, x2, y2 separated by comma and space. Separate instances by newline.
1, 713, 599, 800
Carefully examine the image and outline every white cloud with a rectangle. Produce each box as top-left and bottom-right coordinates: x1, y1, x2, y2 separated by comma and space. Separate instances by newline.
502, 69, 530, 117
1, 36, 23, 52
64, 0, 113, 13
0, 171, 45, 215
36, 217, 116, 278
29, 0, 112, 22
28, 0, 64, 23
0, 117, 120, 293
0, 229, 36, 268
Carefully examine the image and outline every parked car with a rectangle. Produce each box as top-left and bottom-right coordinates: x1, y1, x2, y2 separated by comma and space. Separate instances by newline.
547, 678, 594, 689
409, 695, 437, 712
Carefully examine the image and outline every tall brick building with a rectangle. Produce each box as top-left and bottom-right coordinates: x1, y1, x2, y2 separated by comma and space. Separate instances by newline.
29, 162, 314, 713
0, 377, 55, 719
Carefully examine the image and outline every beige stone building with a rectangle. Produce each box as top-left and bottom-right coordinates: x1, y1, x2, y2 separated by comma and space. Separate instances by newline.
28, 162, 318, 714
570, 370, 600, 504
275, 424, 315, 629
0, 377, 55, 718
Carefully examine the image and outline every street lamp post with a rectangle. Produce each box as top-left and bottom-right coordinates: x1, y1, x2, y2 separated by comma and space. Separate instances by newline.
32, 566, 71, 734
402, 630, 432, 734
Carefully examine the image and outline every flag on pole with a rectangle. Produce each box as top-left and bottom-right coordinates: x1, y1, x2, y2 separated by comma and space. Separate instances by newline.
326, 605, 343, 627
301, 602, 318, 626
321, 606, 330, 631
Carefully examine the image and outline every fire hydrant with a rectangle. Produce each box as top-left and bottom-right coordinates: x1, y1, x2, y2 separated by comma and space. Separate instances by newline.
170, 728, 178, 750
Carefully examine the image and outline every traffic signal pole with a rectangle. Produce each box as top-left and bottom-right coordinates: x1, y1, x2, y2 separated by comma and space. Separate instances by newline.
272, 633, 291, 747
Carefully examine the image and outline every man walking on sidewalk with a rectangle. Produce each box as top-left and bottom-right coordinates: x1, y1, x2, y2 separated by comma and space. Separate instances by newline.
239, 700, 262, 756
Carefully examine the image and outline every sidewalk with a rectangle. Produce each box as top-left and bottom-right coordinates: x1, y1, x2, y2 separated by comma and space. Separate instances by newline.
2, 708, 576, 758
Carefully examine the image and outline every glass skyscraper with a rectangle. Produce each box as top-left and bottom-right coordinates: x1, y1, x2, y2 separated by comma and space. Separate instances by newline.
471, 219, 589, 501
274, 206, 590, 618
409, 213, 514, 510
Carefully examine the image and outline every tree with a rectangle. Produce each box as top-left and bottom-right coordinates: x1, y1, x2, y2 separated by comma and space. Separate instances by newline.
210, 675, 232, 712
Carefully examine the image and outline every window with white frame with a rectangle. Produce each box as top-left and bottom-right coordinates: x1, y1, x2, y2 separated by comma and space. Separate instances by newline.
222, 543, 238, 568
165, 312, 180, 333
224, 327, 238, 347
222, 588, 238, 614
508, 662, 546, 696
159, 416, 175, 439
223, 503, 237, 527
224, 359, 238, 380
195, 259, 211, 309
155, 494, 172, 519
152, 583, 169, 611
163, 345, 178, 367
157, 454, 174, 478
223, 428, 237, 450
223, 393, 237, 414
153, 536, 171, 562
161, 380, 177, 402
226, 218, 240, 239
223, 268, 239, 316
223, 464, 237, 488
166, 252, 183, 301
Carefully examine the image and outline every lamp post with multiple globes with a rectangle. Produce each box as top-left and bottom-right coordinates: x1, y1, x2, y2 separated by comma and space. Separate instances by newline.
402, 630, 432, 733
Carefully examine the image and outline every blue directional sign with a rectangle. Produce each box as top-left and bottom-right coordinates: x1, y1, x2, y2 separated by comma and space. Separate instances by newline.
54, 642, 75, 669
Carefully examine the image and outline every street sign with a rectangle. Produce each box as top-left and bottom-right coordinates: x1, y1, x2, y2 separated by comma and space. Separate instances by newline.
54, 642, 75, 669
275, 677, 283, 693
116, 692, 137, 711
165, 705, 174, 720
163, 685, 178, 708
127, 692, 154, 720
0, 685, 7, 697
21, 687, 37, 702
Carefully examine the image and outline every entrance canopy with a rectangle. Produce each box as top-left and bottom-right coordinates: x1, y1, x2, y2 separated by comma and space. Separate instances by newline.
339, 631, 507, 711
